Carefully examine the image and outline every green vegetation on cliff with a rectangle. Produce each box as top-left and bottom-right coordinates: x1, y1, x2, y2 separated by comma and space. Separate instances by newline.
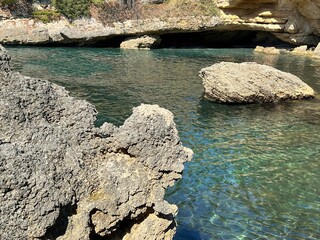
0, 0, 18, 5
0, 0, 218, 22
54, 0, 91, 20
32, 9, 60, 23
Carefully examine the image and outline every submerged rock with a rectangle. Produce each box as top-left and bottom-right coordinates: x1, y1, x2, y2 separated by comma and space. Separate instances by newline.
0, 45, 192, 239
199, 62, 315, 103
120, 35, 161, 49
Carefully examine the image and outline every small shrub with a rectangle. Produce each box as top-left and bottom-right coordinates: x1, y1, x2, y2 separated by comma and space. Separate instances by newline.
32, 9, 60, 23
91, 0, 104, 6
55, 0, 91, 20
97, 1, 142, 25
0, 0, 19, 6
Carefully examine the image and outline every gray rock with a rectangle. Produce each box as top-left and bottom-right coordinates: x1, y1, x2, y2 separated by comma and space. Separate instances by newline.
314, 42, 320, 57
0, 44, 11, 72
120, 35, 161, 49
254, 46, 281, 55
0, 45, 192, 239
199, 62, 315, 103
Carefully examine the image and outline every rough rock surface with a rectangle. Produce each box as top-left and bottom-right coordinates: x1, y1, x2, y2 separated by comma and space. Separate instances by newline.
254, 46, 281, 54
120, 35, 161, 49
217, 0, 320, 45
0, 17, 220, 45
254, 44, 320, 58
199, 62, 315, 103
1, 1, 320, 45
0, 45, 192, 239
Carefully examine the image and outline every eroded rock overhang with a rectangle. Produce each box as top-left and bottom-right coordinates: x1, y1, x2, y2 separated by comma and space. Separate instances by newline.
0, 12, 315, 47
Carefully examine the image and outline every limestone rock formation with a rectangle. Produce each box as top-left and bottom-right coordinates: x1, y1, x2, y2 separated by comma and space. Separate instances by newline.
314, 42, 320, 56
0, 17, 220, 45
254, 46, 281, 54
217, 0, 320, 45
199, 62, 315, 103
254, 44, 320, 58
1, 1, 320, 46
0, 45, 192, 239
120, 35, 161, 49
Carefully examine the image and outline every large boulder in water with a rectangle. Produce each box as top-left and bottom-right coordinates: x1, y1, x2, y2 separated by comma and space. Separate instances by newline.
199, 62, 315, 103
0, 45, 192, 239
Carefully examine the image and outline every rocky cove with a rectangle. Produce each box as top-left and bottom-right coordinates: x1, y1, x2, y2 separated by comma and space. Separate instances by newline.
1, 0, 320, 47
2, 44, 320, 240
2, 0, 320, 239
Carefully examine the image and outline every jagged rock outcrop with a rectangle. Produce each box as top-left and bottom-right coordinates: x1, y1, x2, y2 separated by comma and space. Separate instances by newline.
199, 62, 315, 103
0, 45, 192, 239
217, 0, 320, 45
120, 35, 161, 49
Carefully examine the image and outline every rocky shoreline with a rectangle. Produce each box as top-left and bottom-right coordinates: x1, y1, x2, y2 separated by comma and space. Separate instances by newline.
1, 0, 320, 47
0, 45, 192, 239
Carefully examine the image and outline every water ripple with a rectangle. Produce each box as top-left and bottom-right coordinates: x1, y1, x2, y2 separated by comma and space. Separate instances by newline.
7, 46, 320, 240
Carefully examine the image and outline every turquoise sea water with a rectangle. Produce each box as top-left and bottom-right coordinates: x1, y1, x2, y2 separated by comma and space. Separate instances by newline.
7, 47, 320, 239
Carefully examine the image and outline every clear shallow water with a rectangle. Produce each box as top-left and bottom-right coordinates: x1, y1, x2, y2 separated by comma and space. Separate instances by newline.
7, 46, 320, 240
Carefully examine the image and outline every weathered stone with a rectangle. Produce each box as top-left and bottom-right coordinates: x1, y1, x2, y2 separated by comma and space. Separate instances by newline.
254, 46, 281, 54
120, 35, 161, 49
292, 45, 308, 52
290, 44, 315, 56
313, 42, 320, 56
0, 17, 220, 45
199, 62, 315, 103
1, 1, 320, 46
0, 44, 10, 72
217, 0, 320, 45
0, 45, 192, 239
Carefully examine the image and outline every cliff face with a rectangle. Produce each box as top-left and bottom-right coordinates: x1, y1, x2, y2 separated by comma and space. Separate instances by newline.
1, 1, 320, 46
217, 0, 320, 45
0, 45, 192, 239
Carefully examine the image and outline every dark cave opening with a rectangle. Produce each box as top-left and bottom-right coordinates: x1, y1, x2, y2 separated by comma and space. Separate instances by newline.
157, 30, 293, 48
89, 30, 293, 48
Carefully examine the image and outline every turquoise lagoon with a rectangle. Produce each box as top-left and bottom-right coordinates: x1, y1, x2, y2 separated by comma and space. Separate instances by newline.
7, 47, 320, 240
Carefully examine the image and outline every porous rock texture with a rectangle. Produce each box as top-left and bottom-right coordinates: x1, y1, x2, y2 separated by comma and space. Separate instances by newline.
2, 1, 320, 46
217, 0, 320, 45
0, 17, 220, 46
199, 62, 315, 103
120, 35, 161, 49
254, 46, 281, 54
0, 45, 192, 239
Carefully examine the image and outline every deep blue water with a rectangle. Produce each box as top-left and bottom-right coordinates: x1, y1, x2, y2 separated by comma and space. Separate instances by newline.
7, 46, 320, 240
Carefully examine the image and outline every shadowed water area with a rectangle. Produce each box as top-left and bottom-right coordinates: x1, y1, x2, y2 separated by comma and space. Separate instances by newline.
7, 47, 320, 240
